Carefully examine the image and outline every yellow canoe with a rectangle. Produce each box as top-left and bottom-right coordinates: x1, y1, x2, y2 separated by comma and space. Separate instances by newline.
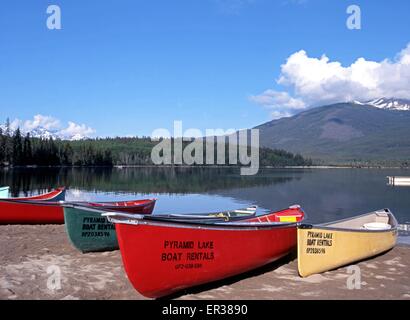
297, 209, 398, 277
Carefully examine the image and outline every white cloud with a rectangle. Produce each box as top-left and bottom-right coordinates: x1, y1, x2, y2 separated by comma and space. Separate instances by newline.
57, 121, 96, 140
250, 89, 306, 109
270, 110, 292, 119
23, 114, 61, 131
251, 43, 410, 118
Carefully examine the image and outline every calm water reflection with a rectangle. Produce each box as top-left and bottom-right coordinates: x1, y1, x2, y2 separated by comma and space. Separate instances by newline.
1, 167, 409, 227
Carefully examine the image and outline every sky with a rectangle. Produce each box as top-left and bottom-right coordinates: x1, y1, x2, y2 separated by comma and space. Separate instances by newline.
0, 0, 409, 138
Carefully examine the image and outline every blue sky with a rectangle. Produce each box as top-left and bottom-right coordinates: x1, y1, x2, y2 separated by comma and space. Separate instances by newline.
0, 0, 409, 137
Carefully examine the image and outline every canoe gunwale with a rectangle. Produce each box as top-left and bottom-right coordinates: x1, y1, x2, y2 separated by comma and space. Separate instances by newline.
104, 210, 303, 231
86, 198, 157, 205
0, 199, 64, 206
107, 216, 299, 231
63, 199, 157, 211
298, 224, 397, 234
4, 187, 66, 202
298, 209, 398, 234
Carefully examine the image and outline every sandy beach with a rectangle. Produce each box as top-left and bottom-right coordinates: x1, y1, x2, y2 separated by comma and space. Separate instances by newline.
0, 224, 409, 300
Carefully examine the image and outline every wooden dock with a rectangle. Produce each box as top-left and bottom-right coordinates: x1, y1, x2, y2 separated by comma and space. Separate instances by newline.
387, 176, 410, 186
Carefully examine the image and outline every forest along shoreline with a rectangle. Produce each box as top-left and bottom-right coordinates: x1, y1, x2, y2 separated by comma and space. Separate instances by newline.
1, 126, 409, 168
0, 129, 312, 167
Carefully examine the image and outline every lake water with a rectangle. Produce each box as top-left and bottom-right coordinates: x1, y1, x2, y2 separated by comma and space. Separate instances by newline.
1, 167, 409, 242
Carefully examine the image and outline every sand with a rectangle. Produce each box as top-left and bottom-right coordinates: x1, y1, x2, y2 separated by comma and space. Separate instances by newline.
0, 224, 409, 300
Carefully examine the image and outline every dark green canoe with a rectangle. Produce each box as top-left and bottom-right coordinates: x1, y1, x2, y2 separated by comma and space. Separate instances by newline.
64, 199, 157, 253
64, 205, 119, 253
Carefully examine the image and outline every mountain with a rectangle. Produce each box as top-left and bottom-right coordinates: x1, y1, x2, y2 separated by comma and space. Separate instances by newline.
25, 127, 59, 140
255, 102, 410, 164
354, 98, 410, 111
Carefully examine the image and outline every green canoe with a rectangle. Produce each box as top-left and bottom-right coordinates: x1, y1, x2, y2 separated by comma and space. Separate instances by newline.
64, 205, 119, 253
64, 198, 157, 253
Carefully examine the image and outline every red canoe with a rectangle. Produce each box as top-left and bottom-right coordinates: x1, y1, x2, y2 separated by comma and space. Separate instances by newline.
8, 187, 66, 202
84, 199, 157, 214
0, 198, 156, 225
105, 205, 305, 298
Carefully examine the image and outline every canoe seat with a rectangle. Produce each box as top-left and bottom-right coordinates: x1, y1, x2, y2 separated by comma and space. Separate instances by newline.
363, 222, 392, 230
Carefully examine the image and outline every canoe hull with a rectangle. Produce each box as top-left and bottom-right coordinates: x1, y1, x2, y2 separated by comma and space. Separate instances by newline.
0, 200, 64, 224
115, 222, 298, 298
0, 198, 155, 225
63, 199, 156, 253
297, 225, 397, 277
64, 206, 119, 253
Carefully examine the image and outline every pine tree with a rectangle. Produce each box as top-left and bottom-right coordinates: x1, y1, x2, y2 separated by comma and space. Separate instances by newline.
23, 133, 32, 165
0, 128, 5, 164
47, 137, 60, 165
61, 143, 73, 165
85, 145, 94, 166
103, 150, 113, 166
12, 128, 23, 165
4, 118, 12, 163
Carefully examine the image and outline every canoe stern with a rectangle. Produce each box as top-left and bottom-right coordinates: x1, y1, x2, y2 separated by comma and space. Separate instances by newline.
64, 206, 119, 253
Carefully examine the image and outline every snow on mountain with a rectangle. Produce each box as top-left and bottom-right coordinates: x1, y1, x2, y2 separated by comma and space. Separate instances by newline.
0, 124, 87, 141
28, 127, 59, 140
357, 98, 410, 111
